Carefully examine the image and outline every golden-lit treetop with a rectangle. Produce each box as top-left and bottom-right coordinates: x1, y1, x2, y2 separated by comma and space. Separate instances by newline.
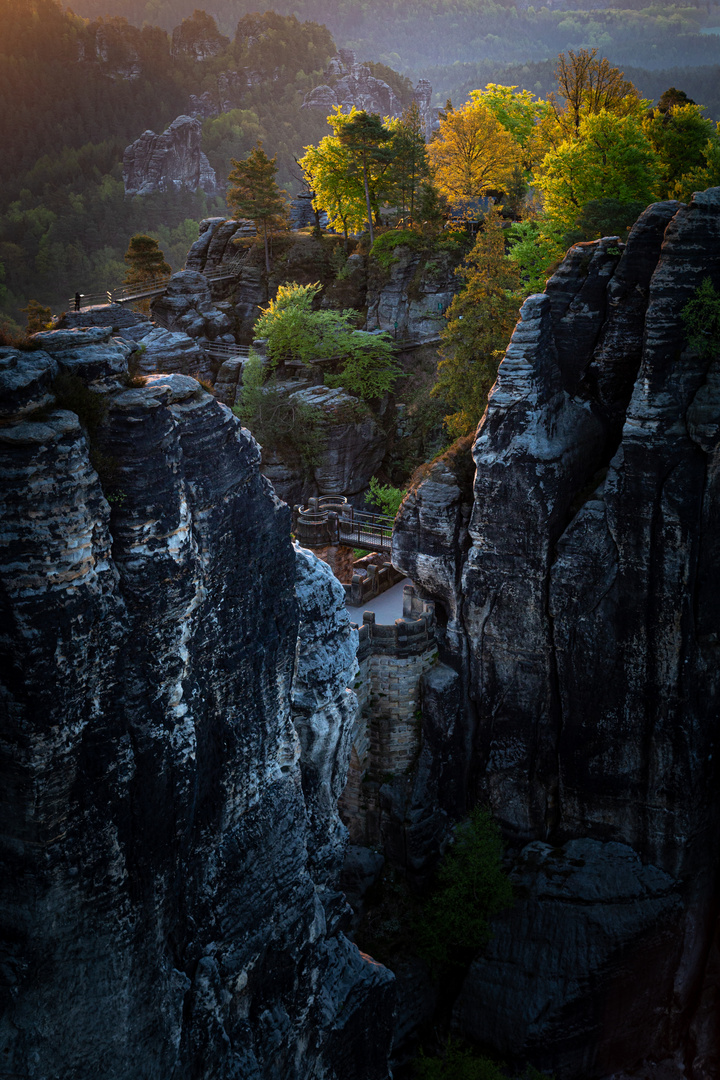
427, 99, 522, 206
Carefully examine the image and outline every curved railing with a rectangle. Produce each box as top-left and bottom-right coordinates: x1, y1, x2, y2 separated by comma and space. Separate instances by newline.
293, 497, 393, 554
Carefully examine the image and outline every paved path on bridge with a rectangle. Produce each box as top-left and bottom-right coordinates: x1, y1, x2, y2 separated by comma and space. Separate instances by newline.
346, 578, 411, 624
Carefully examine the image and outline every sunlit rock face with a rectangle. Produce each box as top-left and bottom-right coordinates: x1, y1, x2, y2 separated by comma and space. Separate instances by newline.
123, 115, 218, 196
0, 339, 393, 1078
393, 192, 720, 1075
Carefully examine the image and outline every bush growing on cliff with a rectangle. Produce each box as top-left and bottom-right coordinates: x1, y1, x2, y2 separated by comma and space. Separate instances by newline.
414, 1040, 506, 1080
234, 353, 324, 475
417, 807, 512, 969
681, 276, 720, 359
254, 281, 400, 400
435, 207, 521, 438
365, 477, 406, 518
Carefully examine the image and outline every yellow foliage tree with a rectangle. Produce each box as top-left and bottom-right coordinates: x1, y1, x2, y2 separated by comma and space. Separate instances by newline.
427, 99, 522, 207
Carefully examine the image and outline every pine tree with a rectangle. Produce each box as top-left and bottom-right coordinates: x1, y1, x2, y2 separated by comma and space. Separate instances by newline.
227, 142, 288, 275
388, 101, 429, 225
123, 234, 171, 285
434, 207, 521, 437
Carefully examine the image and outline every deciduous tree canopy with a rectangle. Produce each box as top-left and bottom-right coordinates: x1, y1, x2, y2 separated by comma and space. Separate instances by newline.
427, 98, 522, 206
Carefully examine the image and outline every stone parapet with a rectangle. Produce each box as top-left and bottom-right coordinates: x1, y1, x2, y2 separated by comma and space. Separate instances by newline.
340, 585, 437, 845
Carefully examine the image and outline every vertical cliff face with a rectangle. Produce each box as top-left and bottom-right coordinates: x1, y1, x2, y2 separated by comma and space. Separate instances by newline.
0, 338, 393, 1077
392, 192, 720, 1075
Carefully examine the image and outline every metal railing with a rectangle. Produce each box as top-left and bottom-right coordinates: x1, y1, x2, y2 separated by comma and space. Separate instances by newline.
294, 498, 393, 554
204, 342, 251, 361
338, 507, 394, 554
68, 247, 251, 312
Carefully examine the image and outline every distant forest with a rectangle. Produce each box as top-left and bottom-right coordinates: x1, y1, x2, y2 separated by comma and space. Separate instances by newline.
3, 0, 720, 325
66, 0, 720, 70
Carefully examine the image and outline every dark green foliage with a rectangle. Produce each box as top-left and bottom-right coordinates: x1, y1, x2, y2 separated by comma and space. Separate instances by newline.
23, 300, 52, 333
388, 102, 430, 224
123, 234, 171, 283
227, 143, 289, 273
255, 282, 400, 400
416, 807, 513, 969
365, 477, 406, 517
565, 197, 646, 246
370, 230, 428, 269
0, 4, 332, 322
414, 1040, 507, 1080
52, 372, 107, 438
338, 111, 395, 244
233, 355, 324, 475
681, 276, 720, 359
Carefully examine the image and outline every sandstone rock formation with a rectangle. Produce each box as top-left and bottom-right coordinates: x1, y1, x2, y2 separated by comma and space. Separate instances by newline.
260, 384, 387, 506
366, 243, 462, 342
303, 51, 436, 140
151, 270, 234, 342
0, 335, 394, 1078
123, 115, 218, 196
393, 193, 720, 1075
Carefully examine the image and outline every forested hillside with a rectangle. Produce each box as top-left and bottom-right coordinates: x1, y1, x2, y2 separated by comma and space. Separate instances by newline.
0, 1, 336, 321
66, 0, 720, 69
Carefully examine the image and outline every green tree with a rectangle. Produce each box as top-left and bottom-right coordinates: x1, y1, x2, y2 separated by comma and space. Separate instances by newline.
23, 299, 52, 333
337, 109, 395, 245
227, 142, 289, 274
254, 281, 400, 400
681, 277, 720, 359
234, 353, 325, 477
417, 807, 513, 969
550, 48, 642, 137
469, 83, 549, 173
538, 110, 660, 233
427, 96, 522, 208
507, 219, 564, 294
123, 233, 171, 284
567, 196, 646, 244
299, 123, 367, 246
387, 101, 429, 224
435, 207, 521, 437
365, 476, 406, 517
414, 1040, 507, 1080
643, 101, 716, 197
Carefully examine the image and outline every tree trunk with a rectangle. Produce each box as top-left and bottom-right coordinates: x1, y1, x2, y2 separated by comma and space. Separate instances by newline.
362, 155, 374, 246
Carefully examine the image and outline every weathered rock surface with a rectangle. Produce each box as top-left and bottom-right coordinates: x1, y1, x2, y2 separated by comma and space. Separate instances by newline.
151, 270, 233, 343
292, 546, 359, 900
303, 51, 436, 140
259, 384, 387, 506
0, 346, 58, 422
0, 337, 394, 1078
131, 326, 211, 381
123, 115, 218, 196
365, 245, 461, 341
393, 192, 720, 1074
454, 839, 683, 1077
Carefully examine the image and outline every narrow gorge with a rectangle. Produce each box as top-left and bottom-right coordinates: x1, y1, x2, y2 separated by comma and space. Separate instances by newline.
1, 188, 719, 1079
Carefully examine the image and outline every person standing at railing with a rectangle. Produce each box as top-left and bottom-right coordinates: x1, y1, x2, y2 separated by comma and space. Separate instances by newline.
74, 292, 81, 312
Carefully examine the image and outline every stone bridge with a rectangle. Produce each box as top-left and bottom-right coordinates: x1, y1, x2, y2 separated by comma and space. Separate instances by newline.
293, 496, 394, 555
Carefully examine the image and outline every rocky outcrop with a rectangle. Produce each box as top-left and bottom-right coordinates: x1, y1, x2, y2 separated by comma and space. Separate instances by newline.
123, 115, 218, 196
260, 384, 387, 506
132, 326, 213, 381
454, 839, 683, 1076
392, 192, 720, 1075
366, 244, 462, 342
0, 335, 394, 1078
303, 51, 436, 140
151, 270, 233, 342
